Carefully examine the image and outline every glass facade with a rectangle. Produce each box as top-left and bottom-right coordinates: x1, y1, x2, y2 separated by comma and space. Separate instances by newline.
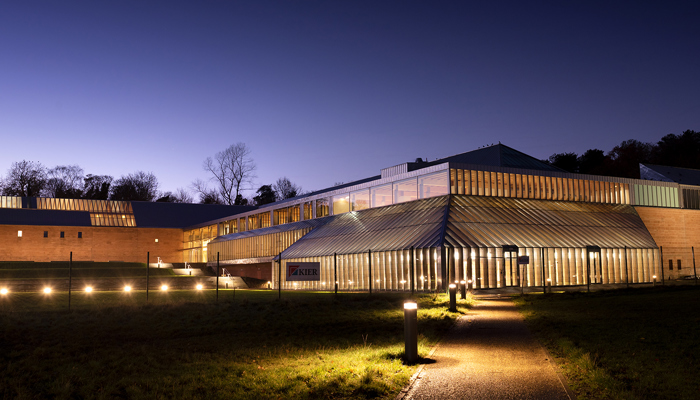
0, 196, 21, 209
350, 189, 370, 211
332, 194, 350, 215
394, 178, 418, 204
274, 205, 300, 225
184, 224, 217, 262
316, 198, 329, 218
371, 184, 392, 207
449, 168, 632, 205
36, 197, 136, 227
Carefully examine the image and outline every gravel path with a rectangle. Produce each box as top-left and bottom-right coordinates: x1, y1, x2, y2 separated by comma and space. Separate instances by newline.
401, 295, 574, 400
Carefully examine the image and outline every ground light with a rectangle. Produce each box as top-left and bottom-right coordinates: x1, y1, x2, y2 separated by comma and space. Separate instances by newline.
653, 275, 657, 287
448, 284, 457, 312
124, 285, 132, 292
0, 288, 8, 295
196, 284, 203, 290
404, 301, 418, 364
460, 280, 466, 299
85, 286, 93, 293
161, 285, 168, 291
43, 287, 52, 294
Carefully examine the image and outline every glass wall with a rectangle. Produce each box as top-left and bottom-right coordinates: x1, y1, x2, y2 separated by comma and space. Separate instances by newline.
332, 194, 350, 215
0, 196, 21, 209
274, 205, 300, 225
371, 184, 392, 207
450, 168, 633, 206
635, 184, 679, 207
316, 198, 329, 218
184, 224, 217, 262
419, 171, 449, 198
394, 178, 418, 204
303, 201, 313, 220
351, 189, 370, 211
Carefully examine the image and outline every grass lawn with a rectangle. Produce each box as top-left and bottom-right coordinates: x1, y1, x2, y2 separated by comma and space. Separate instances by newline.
0, 289, 472, 399
515, 286, 700, 400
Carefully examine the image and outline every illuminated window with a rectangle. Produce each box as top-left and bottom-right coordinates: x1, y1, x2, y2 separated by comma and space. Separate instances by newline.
419, 171, 449, 199
17, 230, 22, 237
371, 184, 392, 207
332, 194, 350, 214
155, 239, 159, 243
394, 178, 418, 203
350, 190, 370, 211
316, 198, 329, 218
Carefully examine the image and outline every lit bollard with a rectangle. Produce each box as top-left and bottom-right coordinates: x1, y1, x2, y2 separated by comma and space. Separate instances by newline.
448, 284, 457, 312
459, 280, 466, 299
467, 279, 472, 293
546, 278, 551, 294
404, 301, 418, 364
653, 275, 657, 287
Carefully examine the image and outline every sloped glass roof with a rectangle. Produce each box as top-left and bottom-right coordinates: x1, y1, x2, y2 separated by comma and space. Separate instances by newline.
216, 195, 658, 260
444, 196, 657, 249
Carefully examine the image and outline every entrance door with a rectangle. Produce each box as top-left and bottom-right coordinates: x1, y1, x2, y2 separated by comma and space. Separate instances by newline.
502, 245, 520, 287
586, 246, 602, 284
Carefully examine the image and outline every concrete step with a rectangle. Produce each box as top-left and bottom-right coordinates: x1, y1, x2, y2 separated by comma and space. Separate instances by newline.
209, 276, 249, 289
172, 268, 204, 276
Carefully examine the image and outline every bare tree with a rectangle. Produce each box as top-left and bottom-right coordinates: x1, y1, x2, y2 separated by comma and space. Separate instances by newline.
200, 143, 256, 205
1, 161, 47, 197
173, 187, 194, 203
110, 171, 160, 201
273, 177, 302, 200
43, 165, 85, 198
83, 174, 113, 200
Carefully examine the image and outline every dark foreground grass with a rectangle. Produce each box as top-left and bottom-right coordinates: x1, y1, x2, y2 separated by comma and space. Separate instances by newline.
515, 286, 700, 400
0, 290, 472, 399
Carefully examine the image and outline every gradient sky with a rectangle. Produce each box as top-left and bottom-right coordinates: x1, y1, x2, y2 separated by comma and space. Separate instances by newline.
1, 1, 698, 198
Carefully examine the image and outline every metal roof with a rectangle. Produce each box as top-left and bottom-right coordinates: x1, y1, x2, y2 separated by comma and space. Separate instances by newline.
209, 217, 332, 243
444, 196, 658, 249
0, 208, 91, 227
280, 196, 449, 258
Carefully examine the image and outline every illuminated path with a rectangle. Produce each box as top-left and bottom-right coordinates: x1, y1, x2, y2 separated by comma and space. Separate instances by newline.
401, 295, 574, 400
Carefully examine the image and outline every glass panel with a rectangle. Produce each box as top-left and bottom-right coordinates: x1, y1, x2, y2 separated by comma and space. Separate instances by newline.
316, 198, 330, 217
393, 178, 418, 203
351, 189, 370, 211
371, 184, 392, 207
333, 194, 350, 214
419, 171, 448, 199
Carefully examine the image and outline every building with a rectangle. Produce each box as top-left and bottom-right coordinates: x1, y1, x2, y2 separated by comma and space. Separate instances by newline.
2, 144, 699, 290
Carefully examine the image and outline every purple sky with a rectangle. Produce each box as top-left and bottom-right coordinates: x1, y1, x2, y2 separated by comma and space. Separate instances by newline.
1, 1, 698, 198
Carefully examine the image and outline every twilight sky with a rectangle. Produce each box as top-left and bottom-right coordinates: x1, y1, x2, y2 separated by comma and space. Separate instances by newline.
1, 1, 698, 198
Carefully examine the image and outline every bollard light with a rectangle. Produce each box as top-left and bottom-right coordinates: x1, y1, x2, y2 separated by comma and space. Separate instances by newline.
161, 284, 168, 291
85, 286, 93, 293
0, 288, 8, 295
404, 301, 418, 364
448, 284, 457, 312
44, 287, 52, 294
460, 280, 466, 299
653, 275, 657, 287
124, 285, 132, 292
196, 284, 203, 290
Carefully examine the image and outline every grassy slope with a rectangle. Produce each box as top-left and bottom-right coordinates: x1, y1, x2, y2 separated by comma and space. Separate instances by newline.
0, 290, 472, 399
516, 286, 700, 400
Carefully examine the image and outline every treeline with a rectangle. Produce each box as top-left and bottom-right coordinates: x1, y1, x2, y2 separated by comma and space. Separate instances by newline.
0, 142, 304, 205
546, 130, 700, 178
0, 162, 191, 203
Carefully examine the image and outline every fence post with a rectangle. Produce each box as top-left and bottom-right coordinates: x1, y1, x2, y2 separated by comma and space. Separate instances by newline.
216, 252, 219, 303
368, 250, 372, 294
411, 246, 415, 295
278, 252, 282, 300
624, 246, 629, 288
660, 246, 665, 286
693, 246, 698, 285
334, 253, 338, 295
541, 247, 546, 294
146, 252, 150, 302
68, 252, 72, 312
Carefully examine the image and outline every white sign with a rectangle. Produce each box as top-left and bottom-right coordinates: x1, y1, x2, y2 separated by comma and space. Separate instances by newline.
518, 256, 530, 265
286, 262, 321, 281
